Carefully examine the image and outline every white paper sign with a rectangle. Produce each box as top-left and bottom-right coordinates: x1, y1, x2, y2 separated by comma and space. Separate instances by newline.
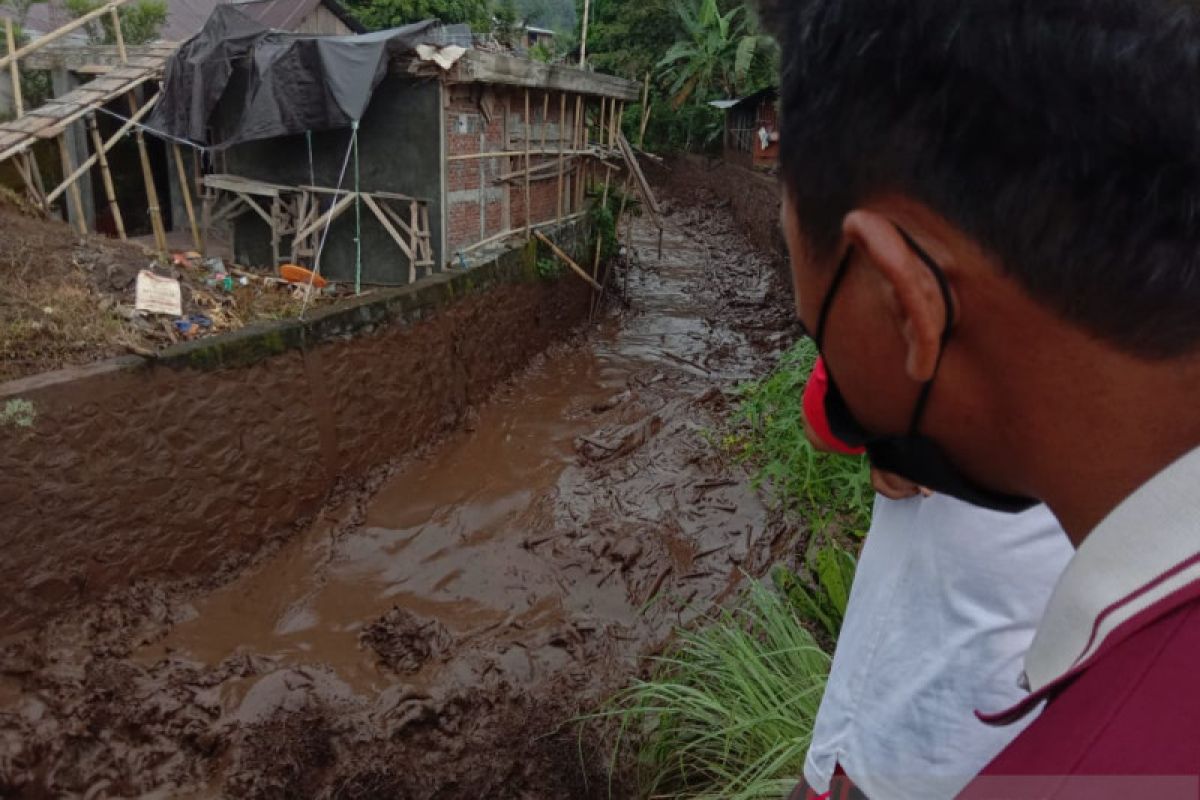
135, 270, 182, 316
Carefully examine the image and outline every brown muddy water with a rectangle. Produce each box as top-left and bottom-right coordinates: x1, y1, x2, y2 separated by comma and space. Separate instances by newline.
0, 198, 800, 799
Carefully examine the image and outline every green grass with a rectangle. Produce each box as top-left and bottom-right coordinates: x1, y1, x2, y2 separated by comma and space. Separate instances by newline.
590, 581, 831, 800
727, 338, 873, 535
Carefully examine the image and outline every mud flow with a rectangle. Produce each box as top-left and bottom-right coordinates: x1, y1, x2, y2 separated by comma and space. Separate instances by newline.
0, 197, 800, 799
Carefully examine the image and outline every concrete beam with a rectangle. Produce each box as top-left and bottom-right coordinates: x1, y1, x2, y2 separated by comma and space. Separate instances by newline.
434, 51, 640, 102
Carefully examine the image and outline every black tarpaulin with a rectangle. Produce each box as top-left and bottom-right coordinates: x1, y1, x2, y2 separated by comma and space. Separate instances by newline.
150, 6, 438, 148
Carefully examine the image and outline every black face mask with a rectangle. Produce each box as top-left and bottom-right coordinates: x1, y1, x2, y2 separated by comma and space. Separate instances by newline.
809, 228, 1038, 514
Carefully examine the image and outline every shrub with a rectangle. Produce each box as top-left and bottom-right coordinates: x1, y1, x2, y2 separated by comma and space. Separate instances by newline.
727, 338, 873, 535
591, 581, 830, 800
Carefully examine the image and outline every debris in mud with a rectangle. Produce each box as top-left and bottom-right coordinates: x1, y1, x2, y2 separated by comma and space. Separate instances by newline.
360, 607, 452, 674
0, 185, 804, 799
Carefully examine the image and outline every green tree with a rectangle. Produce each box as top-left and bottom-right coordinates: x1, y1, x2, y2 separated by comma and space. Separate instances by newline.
657, 0, 771, 108
65, 0, 166, 45
344, 0, 493, 31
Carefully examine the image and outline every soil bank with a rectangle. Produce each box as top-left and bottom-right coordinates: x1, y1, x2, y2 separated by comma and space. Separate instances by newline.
0, 191, 801, 798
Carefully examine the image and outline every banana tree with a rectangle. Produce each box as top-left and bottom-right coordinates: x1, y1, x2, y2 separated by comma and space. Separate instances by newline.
656, 0, 769, 109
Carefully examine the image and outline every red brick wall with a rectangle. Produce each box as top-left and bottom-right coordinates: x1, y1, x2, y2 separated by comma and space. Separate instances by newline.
445, 85, 579, 257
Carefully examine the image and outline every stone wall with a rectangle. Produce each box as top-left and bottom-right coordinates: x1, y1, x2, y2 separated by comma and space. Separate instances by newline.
0, 220, 594, 637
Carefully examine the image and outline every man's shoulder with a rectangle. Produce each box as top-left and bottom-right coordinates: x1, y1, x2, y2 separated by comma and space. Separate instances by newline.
963, 596, 1200, 797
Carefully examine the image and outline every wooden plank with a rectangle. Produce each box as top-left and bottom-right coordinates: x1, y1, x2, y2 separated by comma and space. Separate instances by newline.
294, 192, 355, 243
534, 230, 602, 290
361, 194, 415, 275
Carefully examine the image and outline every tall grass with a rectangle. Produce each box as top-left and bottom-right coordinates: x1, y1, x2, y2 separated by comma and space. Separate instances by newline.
727, 338, 873, 535
592, 581, 831, 800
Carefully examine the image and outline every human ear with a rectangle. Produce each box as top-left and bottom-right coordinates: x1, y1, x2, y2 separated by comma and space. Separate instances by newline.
842, 210, 948, 382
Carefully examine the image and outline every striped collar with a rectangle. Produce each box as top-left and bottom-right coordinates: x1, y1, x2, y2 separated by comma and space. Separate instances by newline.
983, 445, 1200, 724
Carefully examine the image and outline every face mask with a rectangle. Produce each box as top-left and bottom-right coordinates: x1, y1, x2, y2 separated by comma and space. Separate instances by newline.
810, 228, 1038, 514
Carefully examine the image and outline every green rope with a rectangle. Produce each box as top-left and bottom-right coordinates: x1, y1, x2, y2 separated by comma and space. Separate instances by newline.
352, 120, 362, 295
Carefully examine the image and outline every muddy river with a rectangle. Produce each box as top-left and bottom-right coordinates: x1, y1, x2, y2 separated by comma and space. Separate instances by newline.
0, 197, 799, 798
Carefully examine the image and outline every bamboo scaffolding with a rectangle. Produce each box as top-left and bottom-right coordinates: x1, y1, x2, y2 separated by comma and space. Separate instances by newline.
447, 147, 592, 162
45, 92, 159, 204
87, 113, 125, 239
541, 91, 549, 152
638, 73, 652, 149
534, 230, 602, 290
557, 92, 566, 223
56, 134, 87, 235
0, 0, 131, 69
127, 91, 168, 254
573, 96, 583, 211
173, 144, 201, 251
524, 89, 531, 238
5, 18, 22, 117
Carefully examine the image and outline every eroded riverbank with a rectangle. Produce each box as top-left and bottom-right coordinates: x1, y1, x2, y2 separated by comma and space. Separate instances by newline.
0, 194, 800, 799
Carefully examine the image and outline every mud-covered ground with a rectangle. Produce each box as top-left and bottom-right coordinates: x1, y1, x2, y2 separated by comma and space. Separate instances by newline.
0, 192, 801, 799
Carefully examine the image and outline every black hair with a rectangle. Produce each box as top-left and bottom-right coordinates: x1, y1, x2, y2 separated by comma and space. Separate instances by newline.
759, 0, 1200, 358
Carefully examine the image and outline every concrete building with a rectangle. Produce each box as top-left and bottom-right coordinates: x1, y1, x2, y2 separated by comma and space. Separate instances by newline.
217, 49, 640, 285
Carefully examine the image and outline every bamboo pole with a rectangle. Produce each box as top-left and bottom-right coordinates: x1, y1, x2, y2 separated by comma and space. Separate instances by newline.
110, 7, 127, 63
541, 91, 549, 152
448, 147, 592, 162
612, 101, 624, 150
5, 18, 22, 118
87, 113, 125, 240
638, 73, 653, 149
573, 96, 583, 211
173, 144, 201, 251
557, 92, 566, 223
598, 97, 606, 150
534, 230, 602, 290
0, 0, 131, 70
127, 92, 168, 255
579, 0, 590, 67
56, 134, 87, 235
524, 89, 531, 238
45, 92, 159, 204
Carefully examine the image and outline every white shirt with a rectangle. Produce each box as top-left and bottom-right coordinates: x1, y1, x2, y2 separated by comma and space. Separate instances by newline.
803, 494, 1073, 800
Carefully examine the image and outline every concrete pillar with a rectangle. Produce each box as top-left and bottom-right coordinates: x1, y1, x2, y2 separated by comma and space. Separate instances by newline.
50, 66, 95, 231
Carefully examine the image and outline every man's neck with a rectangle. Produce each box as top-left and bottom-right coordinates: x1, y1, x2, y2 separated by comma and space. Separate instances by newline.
1016, 351, 1200, 547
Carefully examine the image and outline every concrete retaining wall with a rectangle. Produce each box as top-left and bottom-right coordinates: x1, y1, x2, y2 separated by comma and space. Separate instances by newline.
0, 220, 594, 637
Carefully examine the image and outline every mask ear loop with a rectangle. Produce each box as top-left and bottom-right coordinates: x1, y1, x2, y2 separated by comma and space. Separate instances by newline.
895, 226, 957, 436
814, 249, 855, 348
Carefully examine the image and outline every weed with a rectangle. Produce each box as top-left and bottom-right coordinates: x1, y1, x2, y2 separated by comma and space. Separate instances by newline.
535, 256, 564, 281
772, 543, 857, 641
589, 580, 830, 799
727, 338, 873, 535
0, 398, 37, 429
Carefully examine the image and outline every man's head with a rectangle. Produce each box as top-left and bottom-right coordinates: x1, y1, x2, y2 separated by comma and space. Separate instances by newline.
761, 0, 1200, 537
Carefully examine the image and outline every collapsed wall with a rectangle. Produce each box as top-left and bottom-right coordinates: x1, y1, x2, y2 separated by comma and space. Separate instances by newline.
0, 221, 593, 637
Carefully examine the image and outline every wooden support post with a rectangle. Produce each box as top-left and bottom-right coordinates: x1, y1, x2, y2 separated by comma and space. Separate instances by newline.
88, 114, 126, 240
557, 92, 566, 224
534, 230, 602, 290
524, 89, 532, 238
638, 73, 653, 150
5, 18, 22, 118
613, 102, 624, 150
127, 92, 168, 255
55, 135, 87, 234
541, 91, 549, 152
110, 7, 127, 63
173, 144, 200, 251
